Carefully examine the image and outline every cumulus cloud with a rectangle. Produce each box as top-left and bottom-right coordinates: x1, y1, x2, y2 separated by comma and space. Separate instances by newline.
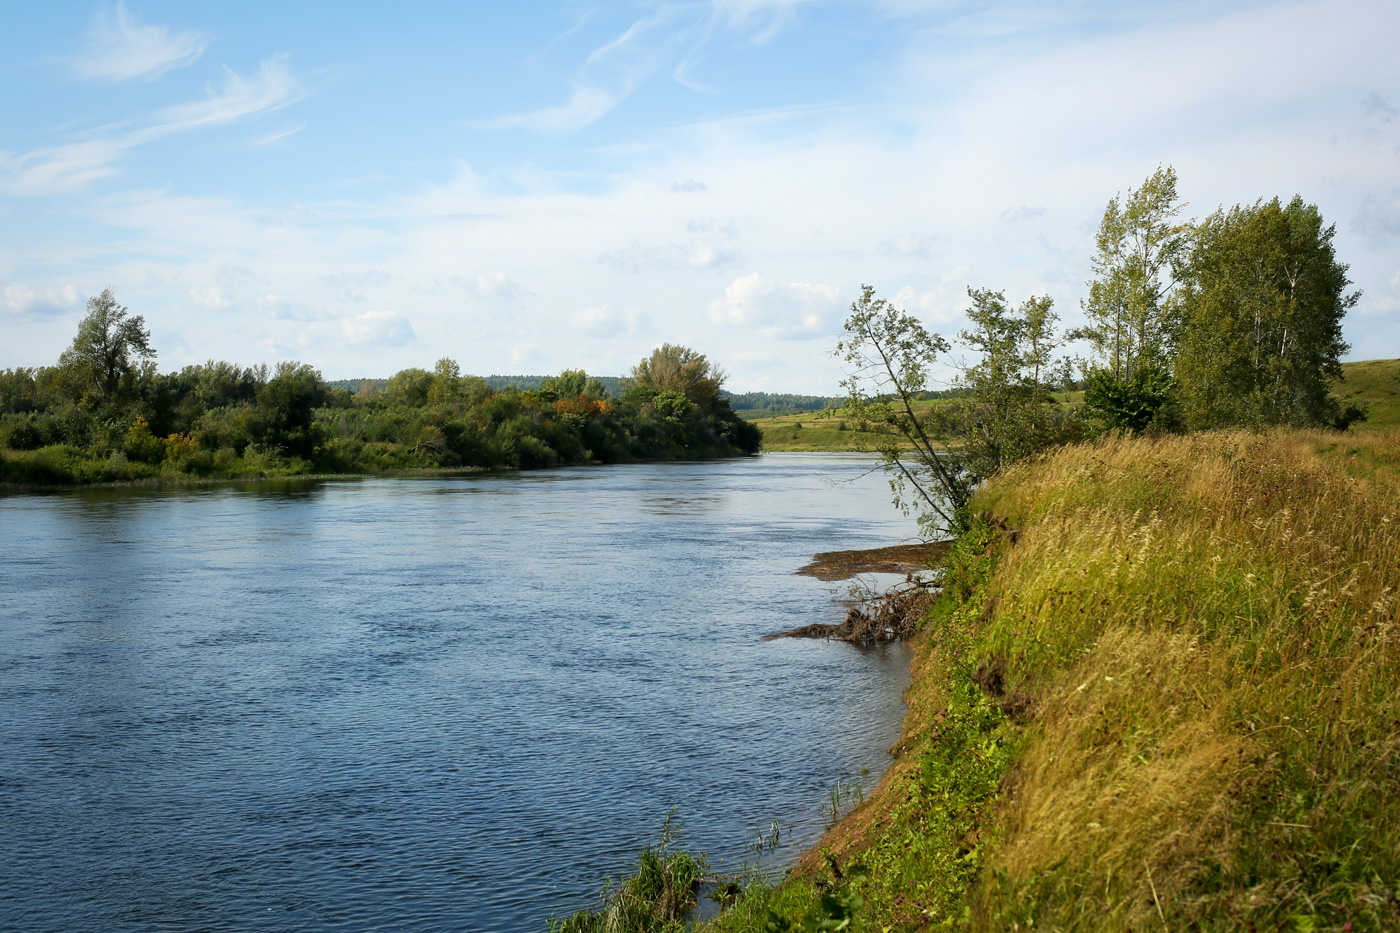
598, 240, 740, 272
188, 284, 230, 309
571, 303, 653, 338
73, 2, 205, 83
4, 283, 83, 319
341, 310, 416, 347
877, 233, 937, 259
449, 271, 525, 302
707, 273, 843, 339
671, 177, 709, 193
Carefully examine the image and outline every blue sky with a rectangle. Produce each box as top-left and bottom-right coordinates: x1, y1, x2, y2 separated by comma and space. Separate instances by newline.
3, 0, 1398, 393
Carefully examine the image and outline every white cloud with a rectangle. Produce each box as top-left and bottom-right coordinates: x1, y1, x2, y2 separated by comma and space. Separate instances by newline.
1002, 205, 1046, 223
671, 177, 709, 193
450, 271, 525, 302
322, 269, 394, 303
571, 303, 653, 338
188, 284, 230, 309
892, 282, 966, 328
154, 56, 303, 131
707, 273, 843, 339
491, 86, 619, 134
597, 240, 740, 272
4, 283, 83, 319
73, 2, 205, 83
250, 123, 306, 147
877, 233, 937, 259
0, 57, 302, 196
342, 310, 416, 347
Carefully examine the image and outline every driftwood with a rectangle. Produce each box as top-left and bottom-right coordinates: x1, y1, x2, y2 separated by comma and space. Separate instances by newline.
765, 583, 935, 645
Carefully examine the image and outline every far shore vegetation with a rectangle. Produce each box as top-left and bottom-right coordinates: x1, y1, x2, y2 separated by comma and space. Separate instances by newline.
0, 307, 759, 487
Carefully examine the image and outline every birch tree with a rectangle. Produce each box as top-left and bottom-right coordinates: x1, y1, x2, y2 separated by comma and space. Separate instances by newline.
1175, 196, 1357, 428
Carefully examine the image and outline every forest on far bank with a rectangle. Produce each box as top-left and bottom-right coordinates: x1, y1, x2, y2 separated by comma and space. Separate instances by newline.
0, 321, 759, 486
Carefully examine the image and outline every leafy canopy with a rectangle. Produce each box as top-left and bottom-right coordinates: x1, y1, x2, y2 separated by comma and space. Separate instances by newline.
57, 288, 156, 407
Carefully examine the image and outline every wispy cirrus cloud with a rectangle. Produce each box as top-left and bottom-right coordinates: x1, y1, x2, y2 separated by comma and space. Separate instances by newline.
0, 56, 303, 196
73, 2, 206, 83
481, 14, 669, 133
153, 56, 303, 131
482, 1, 822, 134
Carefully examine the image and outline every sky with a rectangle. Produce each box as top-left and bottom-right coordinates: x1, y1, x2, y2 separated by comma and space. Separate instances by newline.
2, 0, 1398, 394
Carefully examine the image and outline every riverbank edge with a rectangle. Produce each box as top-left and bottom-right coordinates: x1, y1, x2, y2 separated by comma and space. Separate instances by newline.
0, 450, 774, 495
705, 427, 1400, 931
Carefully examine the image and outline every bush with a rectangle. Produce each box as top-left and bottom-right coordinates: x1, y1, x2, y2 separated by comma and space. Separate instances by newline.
1, 417, 44, 450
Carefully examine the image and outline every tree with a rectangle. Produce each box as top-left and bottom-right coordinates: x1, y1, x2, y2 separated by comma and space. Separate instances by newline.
1077, 166, 1189, 384
542, 369, 605, 401
1174, 196, 1357, 429
946, 288, 1080, 477
57, 288, 156, 407
630, 344, 725, 404
835, 285, 970, 538
254, 361, 328, 458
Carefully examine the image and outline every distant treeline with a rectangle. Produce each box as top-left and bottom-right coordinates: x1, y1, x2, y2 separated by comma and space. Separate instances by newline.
329, 378, 847, 413
327, 374, 631, 397
0, 299, 759, 486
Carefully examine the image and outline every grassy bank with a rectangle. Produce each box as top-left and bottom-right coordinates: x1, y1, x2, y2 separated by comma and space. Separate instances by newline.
691, 427, 1400, 931
751, 358, 1399, 452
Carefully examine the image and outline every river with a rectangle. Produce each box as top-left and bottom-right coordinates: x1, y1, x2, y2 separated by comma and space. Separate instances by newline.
0, 453, 920, 931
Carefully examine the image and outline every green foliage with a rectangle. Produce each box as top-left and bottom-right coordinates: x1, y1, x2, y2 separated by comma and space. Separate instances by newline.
123, 417, 165, 463
0, 416, 45, 451
542, 368, 605, 401
1082, 364, 1178, 431
1175, 195, 1357, 429
836, 285, 1081, 538
3, 326, 758, 486
836, 284, 970, 537
631, 343, 726, 404
944, 288, 1084, 477
723, 392, 840, 414
56, 288, 156, 408
764, 862, 869, 932
1077, 165, 1189, 384
548, 812, 707, 933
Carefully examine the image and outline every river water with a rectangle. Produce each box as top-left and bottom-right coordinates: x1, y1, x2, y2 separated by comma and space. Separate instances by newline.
0, 453, 920, 932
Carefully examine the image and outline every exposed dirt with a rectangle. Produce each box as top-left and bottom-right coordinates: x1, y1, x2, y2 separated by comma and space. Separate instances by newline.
794, 541, 952, 581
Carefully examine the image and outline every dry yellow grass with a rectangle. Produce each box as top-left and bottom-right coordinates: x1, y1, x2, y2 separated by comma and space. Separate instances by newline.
968, 430, 1400, 930
711, 429, 1400, 932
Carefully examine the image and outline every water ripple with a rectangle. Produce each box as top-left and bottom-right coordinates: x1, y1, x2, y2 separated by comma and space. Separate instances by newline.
0, 455, 918, 932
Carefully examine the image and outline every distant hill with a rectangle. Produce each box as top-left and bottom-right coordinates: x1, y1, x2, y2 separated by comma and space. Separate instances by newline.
1336, 358, 1400, 430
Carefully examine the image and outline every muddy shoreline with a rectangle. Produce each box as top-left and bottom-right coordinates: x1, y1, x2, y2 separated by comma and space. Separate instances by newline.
768, 540, 951, 645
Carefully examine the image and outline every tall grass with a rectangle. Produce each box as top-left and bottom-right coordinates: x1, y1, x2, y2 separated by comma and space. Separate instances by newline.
711, 428, 1400, 931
